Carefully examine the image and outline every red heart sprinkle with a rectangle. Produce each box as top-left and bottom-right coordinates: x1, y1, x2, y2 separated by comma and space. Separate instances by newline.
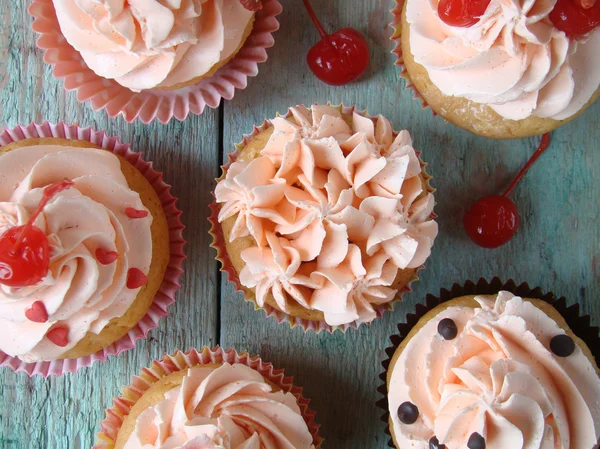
25, 301, 49, 323
125, 207, 149, 219
240, 0, 262, 11
95, 248, 118, 265
46, 326, 69, 347
127, 268, 148, 289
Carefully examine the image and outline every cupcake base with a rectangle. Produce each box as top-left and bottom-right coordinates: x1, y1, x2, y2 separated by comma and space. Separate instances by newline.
0, 123, 185, 376
376, 277, 600, 448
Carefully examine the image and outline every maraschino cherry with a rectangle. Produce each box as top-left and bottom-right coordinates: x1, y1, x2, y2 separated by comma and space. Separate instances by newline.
464, 134, 551, 249
550, 0, 600, 39
302, 0, 370, 86
438, 0, 491, 27
0, 179, 73, 287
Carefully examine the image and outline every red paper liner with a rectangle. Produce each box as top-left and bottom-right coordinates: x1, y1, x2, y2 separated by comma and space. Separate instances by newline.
390, 0, 436, 115
0, 122, 185, 377
209, 103, 436, 333
28, 0, 282, 124
94, 346, 323, 449
375, 277, 600, 448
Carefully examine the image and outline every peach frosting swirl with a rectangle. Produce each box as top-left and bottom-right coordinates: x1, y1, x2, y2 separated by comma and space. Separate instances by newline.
52, 0, 254, 91
388, 291, 600, 449
406, 0, 600, 120
215, 105, 438, 326
122, 363, 315, 449
0, 145, 152, 362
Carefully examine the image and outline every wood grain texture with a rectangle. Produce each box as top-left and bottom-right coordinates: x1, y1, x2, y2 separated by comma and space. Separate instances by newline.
0, 1, 219, 448
0, 0, 599, 448
220, 1, 600, 448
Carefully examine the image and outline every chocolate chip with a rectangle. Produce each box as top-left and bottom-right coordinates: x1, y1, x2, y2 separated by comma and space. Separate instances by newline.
550, 334, 575, 357
429, 436, 447, 449
467, 432, 486, 449
397, 401, 419, 424
437, 318, 458, 340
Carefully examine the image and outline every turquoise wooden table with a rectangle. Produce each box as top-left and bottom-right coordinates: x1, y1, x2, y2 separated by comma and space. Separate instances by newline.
1, 1, 599, 448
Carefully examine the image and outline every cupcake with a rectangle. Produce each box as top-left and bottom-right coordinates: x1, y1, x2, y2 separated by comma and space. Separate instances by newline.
29, 0, 282, 122
211, 104, 438, 331
393, 0, 600, 138
95, 347, 321, 449
0, 127, 179, 371
382, 284, 600, 449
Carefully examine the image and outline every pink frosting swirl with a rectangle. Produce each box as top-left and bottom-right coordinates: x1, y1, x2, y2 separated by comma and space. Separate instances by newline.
0, 145, 152, 361
216, 105, 438, 325
406, 0, 600, 120
52, 0, 254, 91
388, 291, 600, 449
122, 363, 315, 449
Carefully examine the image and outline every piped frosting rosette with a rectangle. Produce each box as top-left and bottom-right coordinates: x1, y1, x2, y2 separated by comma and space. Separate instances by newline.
377, 278, 600, 449
210, 104, 438, 332
28, 0, 282, 123
94, 347, 322, 449
0, 122, 185, 377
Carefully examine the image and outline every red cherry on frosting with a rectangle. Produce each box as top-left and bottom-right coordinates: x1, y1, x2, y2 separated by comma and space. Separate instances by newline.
550, 0, 600, 39
438, 0, 491, 27
127, 268, 148, 289
302, 0, 370, 86
96, 248, 118, 265
25, 301, 49, 323
463, 134, 551, 249
0, 179, 73, 288
46, 326, 69, 347
125, 207, 149, 219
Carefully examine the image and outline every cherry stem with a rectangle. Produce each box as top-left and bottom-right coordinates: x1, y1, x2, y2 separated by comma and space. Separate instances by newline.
302, 0, 329, 40
502, 133, 551, 198
10, 179, 74, 255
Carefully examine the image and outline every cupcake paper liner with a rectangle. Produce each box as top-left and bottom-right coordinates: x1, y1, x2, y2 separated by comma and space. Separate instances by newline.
0, 122, 186, 377
28, 0, 282, 124
94, 346, 323, 449
375, 277, 600, 448
390, 0, 436, 116
209, 103, 436, 333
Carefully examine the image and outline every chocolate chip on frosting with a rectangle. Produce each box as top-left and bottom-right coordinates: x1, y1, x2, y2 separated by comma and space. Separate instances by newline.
467, 432, 486, 449
550, 334, 576, 357
437, 318, 458, 340
397, 401, 419, 424
429, 436, 447, 449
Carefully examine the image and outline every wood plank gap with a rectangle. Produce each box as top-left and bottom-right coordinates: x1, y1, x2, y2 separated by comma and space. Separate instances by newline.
216, 100, 224, 345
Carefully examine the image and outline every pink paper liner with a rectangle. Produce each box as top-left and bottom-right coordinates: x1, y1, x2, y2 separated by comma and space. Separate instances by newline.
94, 346, 323, 449
0, 122, 186, 377
390, 0, 437, 116
209, 103, 436, 333
28, 0, 282, 124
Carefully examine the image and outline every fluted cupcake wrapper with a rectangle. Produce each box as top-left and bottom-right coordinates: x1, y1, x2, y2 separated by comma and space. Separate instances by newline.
209, 103, 436, 333
390, 0, 436, 116
94, 346, 323, 449
0, 122, 186, 377
28, 0, 282, 124
375, 277, 600, 448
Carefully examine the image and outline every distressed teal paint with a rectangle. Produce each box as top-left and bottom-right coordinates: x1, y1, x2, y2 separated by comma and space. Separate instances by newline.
1, 0, 599, 448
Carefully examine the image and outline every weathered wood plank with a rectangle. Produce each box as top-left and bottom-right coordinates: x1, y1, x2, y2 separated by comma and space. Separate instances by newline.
0, 1, 220, 448
221, 1, 600, 448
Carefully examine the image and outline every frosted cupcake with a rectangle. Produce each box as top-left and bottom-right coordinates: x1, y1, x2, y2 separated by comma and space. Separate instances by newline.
394, 0, 600, 138
95, 347, 321, 449
384, 289, 600, 449
212, 104, 438, 330
0, 137, 171, 364
51, 0, 257, 92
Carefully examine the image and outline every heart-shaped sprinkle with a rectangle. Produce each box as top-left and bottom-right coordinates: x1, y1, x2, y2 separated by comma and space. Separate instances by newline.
467, 432, 486, 449
25, 301, 49, 323
429, 437, 447, 449
127, 268, 148, 289
125, 207, 149, 219
46, 326, 69, 347
240, 0, 262, 11
95, 248, 118, 265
